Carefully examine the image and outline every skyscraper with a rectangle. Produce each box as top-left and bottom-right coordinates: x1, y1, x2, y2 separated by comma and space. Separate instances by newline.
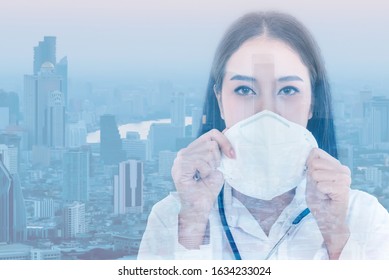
63, 147, 90, 203
66, 121, 87, 148
55, 56, 68, 105
46, 90, 65, 147
113, 159, 143, 215
363, 97, 389, 147
113, 174, 125, 215
9, 174, 26, 242
191, 107, 203, 137
33, 36, 56, 75
0, 155, 26, 243
170, 92, 186, 137
63, 202, 86, 239
24, 62, 63, 148
25, 36, 68, 149
100, 114, 124, 165
147, 123, 182, 159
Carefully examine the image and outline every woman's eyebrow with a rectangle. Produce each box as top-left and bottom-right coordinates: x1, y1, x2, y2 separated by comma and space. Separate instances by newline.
230, 74, 257, 82
277, 75, 304, 82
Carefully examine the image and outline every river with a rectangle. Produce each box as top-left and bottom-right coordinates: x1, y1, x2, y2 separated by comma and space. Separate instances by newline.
87, 117, 192, 143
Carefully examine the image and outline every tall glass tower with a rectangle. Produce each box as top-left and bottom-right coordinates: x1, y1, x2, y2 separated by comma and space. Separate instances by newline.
25, 36, 68, 149
100, 114, 124, 165
33, 36, 56, 75
63, 146, 90, 203
24, 62, 63, 148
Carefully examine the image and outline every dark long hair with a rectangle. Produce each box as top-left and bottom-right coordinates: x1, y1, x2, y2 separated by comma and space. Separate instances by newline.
198, 11, 338, 158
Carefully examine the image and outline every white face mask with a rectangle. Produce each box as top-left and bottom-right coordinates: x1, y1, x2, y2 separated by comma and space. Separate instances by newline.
218, 110, 318, 200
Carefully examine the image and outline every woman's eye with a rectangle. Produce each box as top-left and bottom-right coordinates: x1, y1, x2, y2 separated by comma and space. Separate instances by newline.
278, 86, 299, 96
234, 86, 256, 96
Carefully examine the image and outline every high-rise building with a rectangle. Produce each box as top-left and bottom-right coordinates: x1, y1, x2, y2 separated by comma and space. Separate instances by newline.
7, 146, 18, 175
0, 144, 18, 175
365, 167, 383, 189
33, 36, 56, 75
352, 89, 373, 119
25, 36, 68, 149
63, 201, 86, 239
9, 174, 26, 243
113, 160, 143, 215
63, 147, 90, 203
0, 133, 21, 148
122, 132, 149, 161
363, 97, 389, 147
40, 198, 56, 218
24, 62, 63, 149
147, 123, 182, 159
26, 199, 42, 218
46, 90, 65, 147
170, 92, 186, 137
66, 121, 87, 148
0, 90, 19, 126
0, 155, 26, 243
0, 128, 26, 152
113, 174, 125, 215
25, 198, 56, 219
0, 134, 21, 150
55, 56, 68, 105
122, 139, 149, 162
100, 114, 124, 165
191, 107, 203, 137
0, 155, 11, 242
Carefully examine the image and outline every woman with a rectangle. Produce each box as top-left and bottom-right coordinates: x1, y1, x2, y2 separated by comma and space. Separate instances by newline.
138, 11, 389, 259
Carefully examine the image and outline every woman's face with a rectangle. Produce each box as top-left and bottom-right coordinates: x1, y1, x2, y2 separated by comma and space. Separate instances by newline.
216, 36, 312, 128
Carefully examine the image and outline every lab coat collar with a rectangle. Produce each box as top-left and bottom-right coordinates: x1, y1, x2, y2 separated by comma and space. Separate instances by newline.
223, 178, 308, 240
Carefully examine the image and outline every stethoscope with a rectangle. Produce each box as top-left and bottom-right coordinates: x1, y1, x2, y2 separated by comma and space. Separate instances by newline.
217, 186, 311, 260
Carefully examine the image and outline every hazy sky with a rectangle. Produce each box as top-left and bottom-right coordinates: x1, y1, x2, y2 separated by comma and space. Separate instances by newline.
1, 0, 388, 91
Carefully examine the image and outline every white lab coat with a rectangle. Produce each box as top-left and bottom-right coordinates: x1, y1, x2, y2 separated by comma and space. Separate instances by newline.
138, 180, 389, 259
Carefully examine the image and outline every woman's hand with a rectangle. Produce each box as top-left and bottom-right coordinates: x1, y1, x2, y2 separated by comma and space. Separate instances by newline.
172, 129, 235, 249
305, 148, 351, 259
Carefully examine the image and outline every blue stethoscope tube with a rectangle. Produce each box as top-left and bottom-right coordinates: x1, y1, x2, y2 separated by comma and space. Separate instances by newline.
217, 186, 311, 260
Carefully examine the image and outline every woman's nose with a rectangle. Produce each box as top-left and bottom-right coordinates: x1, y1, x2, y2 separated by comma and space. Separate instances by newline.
255, 95, 277, 114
